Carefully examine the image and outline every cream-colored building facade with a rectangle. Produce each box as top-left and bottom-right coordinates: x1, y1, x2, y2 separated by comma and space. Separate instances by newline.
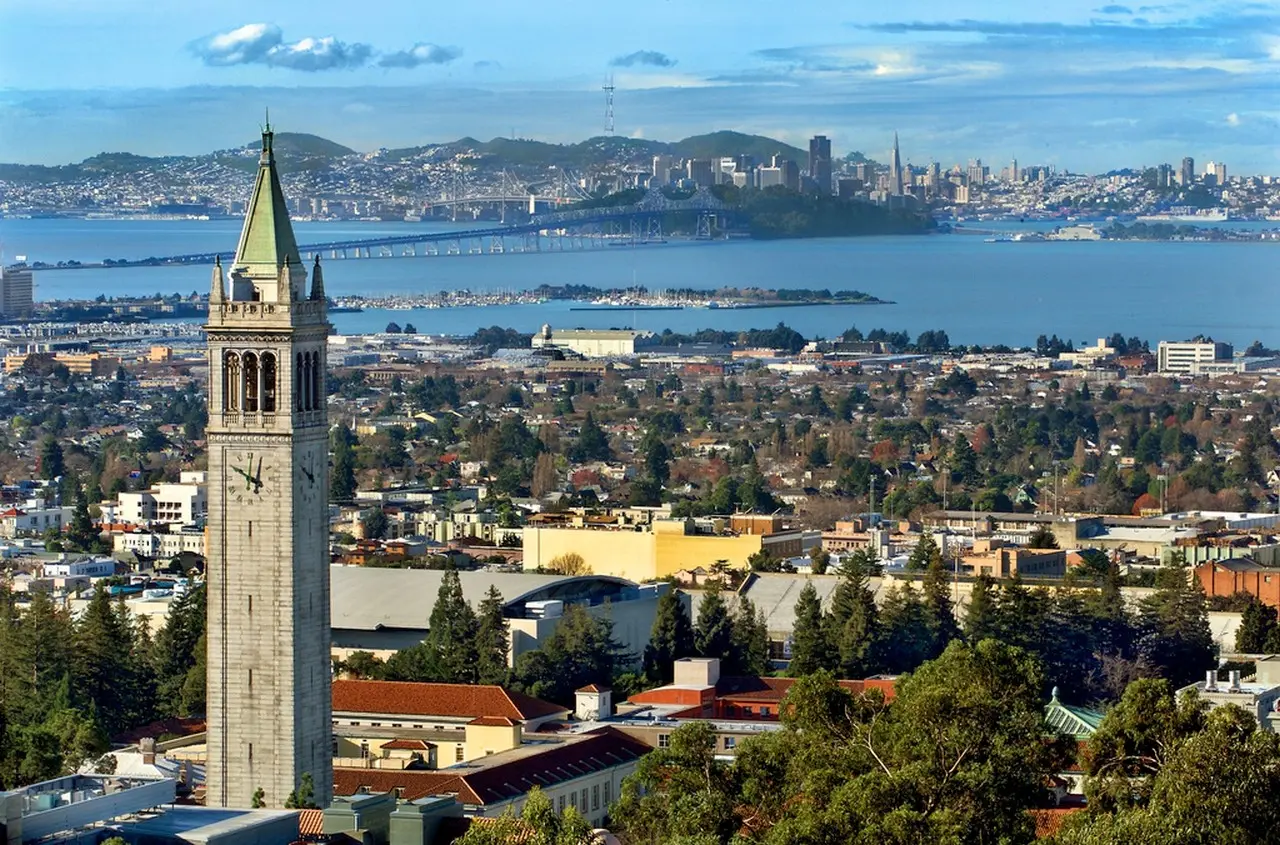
522, 515, 803, 581
204, 126, 333, 809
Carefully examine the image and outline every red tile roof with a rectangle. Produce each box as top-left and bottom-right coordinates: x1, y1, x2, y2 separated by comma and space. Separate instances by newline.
1030, 807, 1085, 838
380, 739, 433, 750
467, 716, 517, 727
577, 684, 606, 693
332, 680, 568, 722
333, 727, 650, 807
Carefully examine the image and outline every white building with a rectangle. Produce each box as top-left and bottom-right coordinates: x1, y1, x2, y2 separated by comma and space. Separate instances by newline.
1059, 338, 1116, 367
113, 471, 208, 527
530, 324, 654, 358
113, 527, 207, 558
0, 499, 73, 538
43, 558, 117, 578
1157, 340, 1233, 374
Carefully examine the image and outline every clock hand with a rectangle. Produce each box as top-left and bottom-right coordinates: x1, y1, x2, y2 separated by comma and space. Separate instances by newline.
301, 465, 315, 484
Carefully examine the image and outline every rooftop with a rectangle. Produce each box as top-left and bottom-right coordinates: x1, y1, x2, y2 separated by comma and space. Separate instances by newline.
333, 727, 649, 806
332, 679, 568, 722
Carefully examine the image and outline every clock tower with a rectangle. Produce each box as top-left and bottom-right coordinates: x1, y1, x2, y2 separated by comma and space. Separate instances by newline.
205, 123, 332, 809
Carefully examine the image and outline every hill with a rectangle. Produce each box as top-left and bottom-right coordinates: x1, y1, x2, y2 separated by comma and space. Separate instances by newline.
670, 131, 806, 164
236, 132, 355, 159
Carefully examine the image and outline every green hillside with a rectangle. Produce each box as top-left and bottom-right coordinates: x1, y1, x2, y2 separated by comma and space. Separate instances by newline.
238, 132, 356, 159
671, 131, 806, 163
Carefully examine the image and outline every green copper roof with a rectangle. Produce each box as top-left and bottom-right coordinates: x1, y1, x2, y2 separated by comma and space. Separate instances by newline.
233, 129, 301, 273
1044, 688, 1105, 740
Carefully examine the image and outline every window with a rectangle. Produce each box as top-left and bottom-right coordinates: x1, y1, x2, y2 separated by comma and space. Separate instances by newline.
742, 705, 753, 715
360, 741, 369, 760
558, 795, 565, 813
570, 791, 577, 809
658, 734, 670, 748
592, 785, 600, 811
724, 736, 737, 749
261, 352, 277, 412
248, 743, 253, 761
455, 746, 465, 762
224, 351, 240, 411
581, 789, 588, 810
243, 352, 259, 412
603, 782, 610, 805
371, 722, 382, 727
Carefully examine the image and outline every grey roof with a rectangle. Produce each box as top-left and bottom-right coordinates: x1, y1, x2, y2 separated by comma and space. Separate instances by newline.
330, 565, 637, 631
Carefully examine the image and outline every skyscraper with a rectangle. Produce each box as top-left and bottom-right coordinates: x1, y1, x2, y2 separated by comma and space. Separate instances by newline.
1179, 157, 1195, 187
205, 124, 333, 809
0, 265, 33, 319
889, 132, 904, 196
808, 135, 832, 194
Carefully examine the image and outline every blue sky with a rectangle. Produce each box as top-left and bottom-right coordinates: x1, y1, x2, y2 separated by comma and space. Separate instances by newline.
1, 0, 1278, 171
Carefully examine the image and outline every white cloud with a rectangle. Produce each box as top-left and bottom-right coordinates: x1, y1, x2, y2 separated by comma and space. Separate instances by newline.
379, 43, 462, 68
1227, 112, 1241, 126
190, 23, 373, 71
192, 23, 282, 67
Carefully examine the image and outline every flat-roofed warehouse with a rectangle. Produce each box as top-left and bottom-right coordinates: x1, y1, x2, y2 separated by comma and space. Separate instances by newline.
329, 564, 664, 665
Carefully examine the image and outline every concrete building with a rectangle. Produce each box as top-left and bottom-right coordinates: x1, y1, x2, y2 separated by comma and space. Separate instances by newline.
1179, 662, 1280, 732
1059, 338, 1116, 367
115, 471, 208, 527
961, 539, 1067, 578
0, 265, 33, 320
112, 526, 207, 558
1157, 340, 1234, 374
204, 125, 333, 809
329, 566, 663, 666
808, 135, 832, 194
0, 499, 72, 539
530, 324, 655, 358
1179, 156, 1195, 186
522, 512, 803, 582
685, 159, 714, 188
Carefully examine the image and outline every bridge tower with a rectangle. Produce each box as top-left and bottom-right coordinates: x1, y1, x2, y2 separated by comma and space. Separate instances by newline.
603, 75, 615, 135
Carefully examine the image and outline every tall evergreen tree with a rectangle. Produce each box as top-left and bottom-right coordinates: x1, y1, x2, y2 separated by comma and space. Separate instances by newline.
475, 586, 510, 686
827, 549, 880, 677
728, 597, 770, 676
694, 588, 735, 665
330, 423, 358, 502
921, 557, 960, 659
422, 569, 479, 683
877, 583, 933, 673
1138, 560, 1215, 688
72, 590, 136, 735
907, 533, 942, 571
1235, 596, 1278, 653
513, 605, 626, 705
151, 585, 207, 717
66, 487, 98, 552
37, 435, 64, 480
644, 590, 695, 684
789, 581, 833, 676
12, 592, 74, 725
964, 574, 999, 643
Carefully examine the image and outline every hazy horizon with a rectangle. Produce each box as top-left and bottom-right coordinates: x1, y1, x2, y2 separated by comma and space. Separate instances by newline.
2, 0, 1278, 171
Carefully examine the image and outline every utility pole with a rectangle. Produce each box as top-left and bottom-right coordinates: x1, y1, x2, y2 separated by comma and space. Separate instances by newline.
869, 475, 876, 528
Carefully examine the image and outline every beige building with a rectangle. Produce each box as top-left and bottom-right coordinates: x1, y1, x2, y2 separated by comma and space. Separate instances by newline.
204, 125, 333, 809
522, 512, 803, 582
530, 324, 654, 357
330, 679, 569, 770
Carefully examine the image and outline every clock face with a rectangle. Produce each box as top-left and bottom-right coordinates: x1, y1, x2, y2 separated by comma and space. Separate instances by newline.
227, 449, 278, 503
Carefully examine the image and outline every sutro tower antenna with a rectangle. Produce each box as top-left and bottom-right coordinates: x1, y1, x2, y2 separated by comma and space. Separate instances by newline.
603, 74, 616, 135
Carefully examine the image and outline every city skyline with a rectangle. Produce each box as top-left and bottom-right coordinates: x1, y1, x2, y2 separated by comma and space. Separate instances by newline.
2, 0, 1278, 170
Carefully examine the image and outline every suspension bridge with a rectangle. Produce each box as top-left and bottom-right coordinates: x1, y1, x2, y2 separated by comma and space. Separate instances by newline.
63, 188, 733, 270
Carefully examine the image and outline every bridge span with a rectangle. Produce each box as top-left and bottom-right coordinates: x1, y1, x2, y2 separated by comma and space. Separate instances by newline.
64, 188, 733, 270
